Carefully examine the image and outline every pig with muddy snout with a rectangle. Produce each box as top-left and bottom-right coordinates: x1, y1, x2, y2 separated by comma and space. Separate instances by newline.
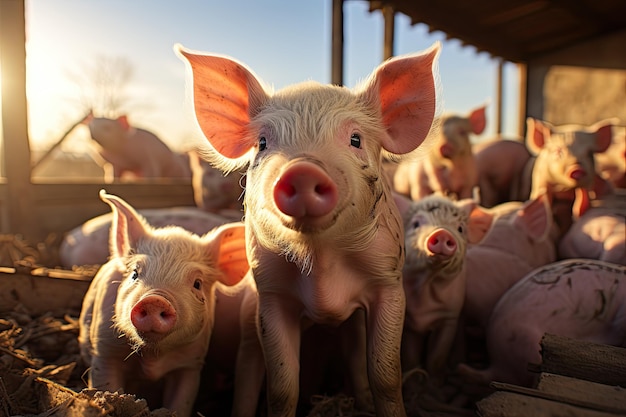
78, 190, 249, 417
178, 42, 441, 417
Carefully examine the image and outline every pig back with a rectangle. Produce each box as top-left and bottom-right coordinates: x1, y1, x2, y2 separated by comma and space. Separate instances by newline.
463, 200, 558, 326
479, 259, 626, 386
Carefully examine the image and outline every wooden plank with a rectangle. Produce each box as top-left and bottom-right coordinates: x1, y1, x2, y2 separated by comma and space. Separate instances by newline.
477, 391, 620, 417
540, 333, 626, 386
0, 269, 91, 315
491, 380, 626, 415
537, 373, 626, 414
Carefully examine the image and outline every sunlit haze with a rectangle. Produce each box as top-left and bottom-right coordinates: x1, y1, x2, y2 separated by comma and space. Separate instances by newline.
24, 0, 520, 154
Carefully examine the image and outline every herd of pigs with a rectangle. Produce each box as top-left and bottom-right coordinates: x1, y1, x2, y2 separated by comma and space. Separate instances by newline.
58, 43, 625, 417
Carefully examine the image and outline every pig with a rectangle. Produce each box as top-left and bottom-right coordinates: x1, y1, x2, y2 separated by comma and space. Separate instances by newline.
457, 259, 626, 388
78, 190, 249, 417
463, 193, 559, 329
473, 139, 533, 208
393, 105, 486, 201
178, 41, 442, 417
594, 125, 626, 189
188, 149, 245, 220
395, 194, 493, 389
558, 190, 626, 265
84, 113, 192, 182
59, 206, 232, 267
525, 117, 615, 235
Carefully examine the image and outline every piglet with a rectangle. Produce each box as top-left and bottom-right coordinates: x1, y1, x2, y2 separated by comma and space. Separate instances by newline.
78, 190, 249, 417
85, 113, 191, 181
395, 194, 493, 388
178, 42, 441, 417
558, 190, 626, 265
526, 117, 615, 234
393, 105, 486, 201
60, 206, 231, 267
458, 259, 626, 388
594, 125, 625, 189
473, 139, 532, 207
463, 193, 559, 329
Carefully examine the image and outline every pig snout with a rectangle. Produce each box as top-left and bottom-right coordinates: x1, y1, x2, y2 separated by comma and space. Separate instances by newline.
130, 295, 177, 338
427, 229, 457, 257
439, 143, 454, 158
273, 160, 338, 218
568, 165, 587, 181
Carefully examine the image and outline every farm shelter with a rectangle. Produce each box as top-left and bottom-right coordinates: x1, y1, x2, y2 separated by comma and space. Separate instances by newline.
1, 0, 626, 242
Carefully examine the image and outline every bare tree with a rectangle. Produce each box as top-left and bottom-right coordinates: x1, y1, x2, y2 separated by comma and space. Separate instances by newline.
65, 54, 136, 118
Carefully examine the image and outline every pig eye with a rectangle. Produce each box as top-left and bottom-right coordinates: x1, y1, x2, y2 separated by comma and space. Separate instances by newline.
193, 279, 202, 290
129, 269, 139, 281
411, 220, 420, 229
259, 136, 267, 151
350, 133, 361, 149
458, 226, 464, 234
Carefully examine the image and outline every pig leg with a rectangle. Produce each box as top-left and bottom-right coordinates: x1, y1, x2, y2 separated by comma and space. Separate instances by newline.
258, 295, 302, 417
232, 289, 265, 417
425, 318, 458, 387
162, 368, 201, 417
89, 356, 126, 393
340, 309, 374, 412
367, 287, 407, 417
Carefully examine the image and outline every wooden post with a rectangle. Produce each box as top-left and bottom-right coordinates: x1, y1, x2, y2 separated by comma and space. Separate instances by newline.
0, 0, 37, 238
517, 62, 528, 138
331, 0, 344, 86
382, 4, 395, 61
495, 59, 503, 136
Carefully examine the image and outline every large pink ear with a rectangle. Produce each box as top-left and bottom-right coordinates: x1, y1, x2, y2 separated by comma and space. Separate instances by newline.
206, 222, 249, 287
176, 45, 269, 159
468, 105, 487, 135
526, 117, 552, 155
362, 42, 441, 155
512, 193, 552, 241
99, 190, 150, 258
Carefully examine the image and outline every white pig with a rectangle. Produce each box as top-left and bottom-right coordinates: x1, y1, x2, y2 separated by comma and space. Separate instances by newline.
558, 190, 626, 265
526, 117, 615, 235
84, 113, 191, 182
393, 105, 486, 201
458, 259, 626, 388
463, 193, 559, 329
178, 42, 441, 417
473, 138, 533, 208
395, 194, 493, 388
60, 206, 232, 267
78, 190, 249, 417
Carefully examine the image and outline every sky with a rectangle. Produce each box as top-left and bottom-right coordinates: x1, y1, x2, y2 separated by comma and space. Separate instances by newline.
22, 0, 520, 154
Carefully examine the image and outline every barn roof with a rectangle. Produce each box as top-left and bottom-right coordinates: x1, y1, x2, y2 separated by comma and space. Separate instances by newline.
367, 0, 626, 63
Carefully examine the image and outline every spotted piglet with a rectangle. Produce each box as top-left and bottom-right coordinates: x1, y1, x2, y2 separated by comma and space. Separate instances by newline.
178, 43, 441, 417
395, 194, 493, 389
78, 191, 249, 417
